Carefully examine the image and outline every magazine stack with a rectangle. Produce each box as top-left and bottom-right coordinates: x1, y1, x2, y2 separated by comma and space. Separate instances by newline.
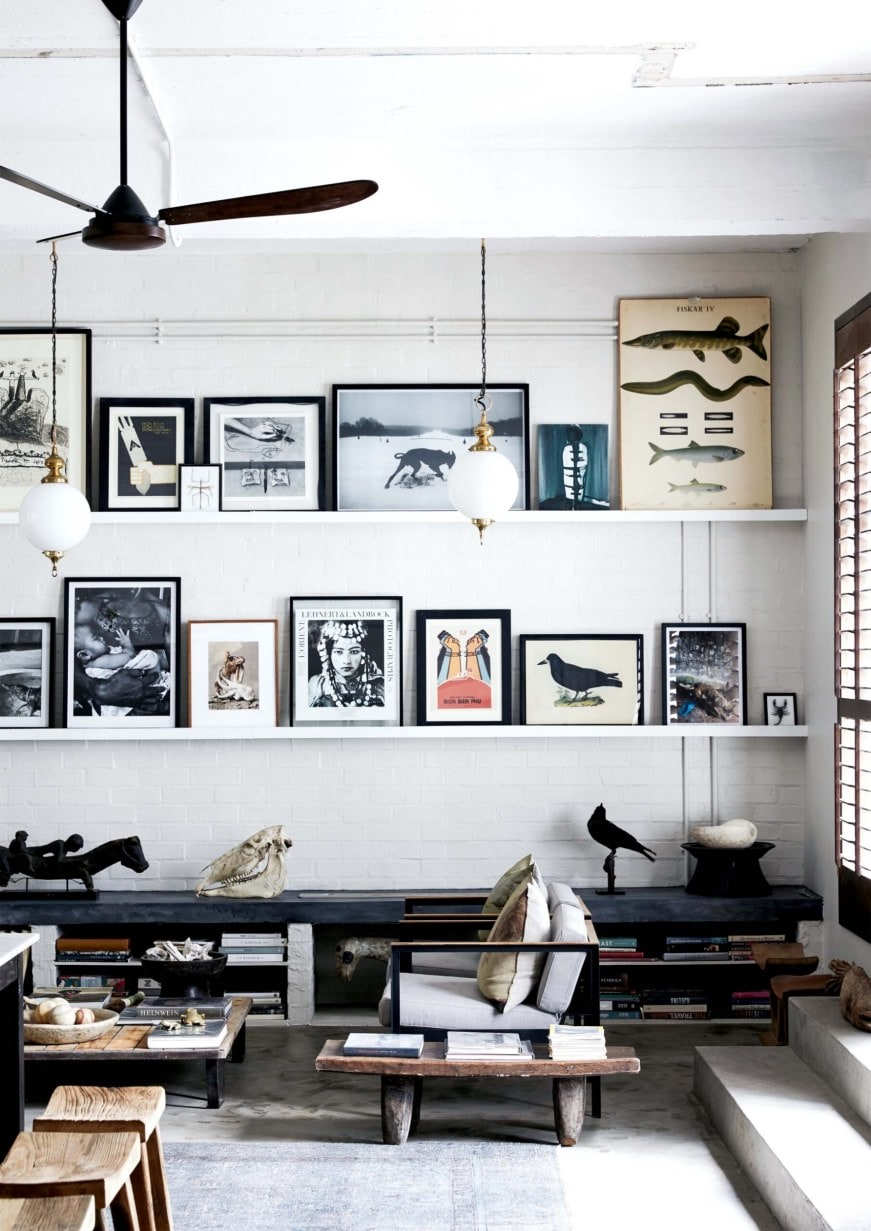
445, 1032, 533, 1060
547, 1024, 607, 1060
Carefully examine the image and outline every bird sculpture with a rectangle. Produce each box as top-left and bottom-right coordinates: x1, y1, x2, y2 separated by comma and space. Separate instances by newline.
587, 803, 656, 862
539, 653, 622, 702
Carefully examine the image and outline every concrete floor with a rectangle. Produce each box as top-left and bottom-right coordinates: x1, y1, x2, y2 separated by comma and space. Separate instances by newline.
24, 1015, 783, 1231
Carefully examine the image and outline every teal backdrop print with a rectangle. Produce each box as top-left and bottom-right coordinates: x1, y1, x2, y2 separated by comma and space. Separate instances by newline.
537, 423, 609, 509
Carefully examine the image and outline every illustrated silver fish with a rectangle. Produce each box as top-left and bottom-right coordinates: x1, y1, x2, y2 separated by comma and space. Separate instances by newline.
623, 317, 768, 364
649, 440, 744, 467
667, 478, 727, 493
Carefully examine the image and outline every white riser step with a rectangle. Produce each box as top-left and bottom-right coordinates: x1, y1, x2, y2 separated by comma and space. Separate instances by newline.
789, 998, 871, 1130
694, 1045, 871, 1231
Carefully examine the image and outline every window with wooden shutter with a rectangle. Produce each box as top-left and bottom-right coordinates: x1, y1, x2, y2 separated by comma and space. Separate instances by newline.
835, 292, 871, 941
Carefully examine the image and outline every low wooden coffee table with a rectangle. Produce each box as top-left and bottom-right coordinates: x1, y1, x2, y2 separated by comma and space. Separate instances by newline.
315, 1039, 640, 1145
24, 997, 250, 1109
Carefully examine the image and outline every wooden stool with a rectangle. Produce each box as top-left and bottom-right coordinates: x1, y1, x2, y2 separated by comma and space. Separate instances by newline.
0, 1131, 141, 1231
0, 1195, 95, 1231
33, 1086, 172, 1231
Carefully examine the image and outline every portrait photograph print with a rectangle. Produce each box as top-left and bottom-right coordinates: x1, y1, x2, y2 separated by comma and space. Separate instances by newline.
333, 384, 529, 512
537, 423, 610, 510
662, 622, 747, 725
618, 297, 772, 511
519, 633, 642, 726
0, 617, 55, 728
206, 396, 325, 512
764, 692, 797, 727
291, 597, 402, 727
188, 619, 278, 728
98, 397, 194, 511
63, 578, 181, 729
416, 609, 511, 726
0, 327, 91, 512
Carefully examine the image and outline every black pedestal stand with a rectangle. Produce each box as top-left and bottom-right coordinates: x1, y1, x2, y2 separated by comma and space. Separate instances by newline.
595, 851, 625, 895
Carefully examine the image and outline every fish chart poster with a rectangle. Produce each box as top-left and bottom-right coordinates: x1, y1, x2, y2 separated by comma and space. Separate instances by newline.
618, 297, 772, 510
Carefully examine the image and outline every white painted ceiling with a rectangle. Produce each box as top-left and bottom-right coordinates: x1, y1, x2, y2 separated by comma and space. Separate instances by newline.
0, 0, 870, 252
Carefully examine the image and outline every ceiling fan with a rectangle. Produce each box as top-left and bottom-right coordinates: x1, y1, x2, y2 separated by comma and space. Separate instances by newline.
0, 0, 377, 251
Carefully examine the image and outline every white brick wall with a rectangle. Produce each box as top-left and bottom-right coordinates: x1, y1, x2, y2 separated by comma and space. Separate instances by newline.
0, 246, 805, 892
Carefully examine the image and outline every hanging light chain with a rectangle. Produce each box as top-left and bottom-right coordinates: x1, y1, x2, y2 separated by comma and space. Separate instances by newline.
479, 236, 487, 403
50, 241, 58, 449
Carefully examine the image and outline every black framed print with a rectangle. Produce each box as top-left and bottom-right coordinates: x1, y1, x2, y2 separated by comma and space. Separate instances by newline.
0, 618, 55, 728
63, 578, 181, 729
333, 383, 529, 512
179, 465, 221, 512
519, 633, 642, 725
662, 622, 747, 725
536, 423, 610, 510
415, 609, 511, 725
188, 619, 279, 728
98, 397, 195, 511
290, 597, 402, 727
764, 692, 797, 727
205, 396, 326, 512
0, 327, 91, 511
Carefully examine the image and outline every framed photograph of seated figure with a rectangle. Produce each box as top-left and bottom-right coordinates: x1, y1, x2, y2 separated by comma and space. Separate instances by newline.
415, 609, 512, 725
205, 396, 326, 512
0, 617, 55, 728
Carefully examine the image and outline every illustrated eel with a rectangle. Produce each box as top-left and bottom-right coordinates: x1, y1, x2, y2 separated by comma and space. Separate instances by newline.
620, 371, 769, 401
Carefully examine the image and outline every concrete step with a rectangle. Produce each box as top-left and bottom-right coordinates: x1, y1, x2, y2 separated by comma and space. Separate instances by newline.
694, 1044, 871, 1231
788, 998, 871, 1130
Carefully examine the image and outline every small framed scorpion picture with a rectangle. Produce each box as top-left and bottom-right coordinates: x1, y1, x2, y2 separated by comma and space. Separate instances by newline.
764, 692, 797, 727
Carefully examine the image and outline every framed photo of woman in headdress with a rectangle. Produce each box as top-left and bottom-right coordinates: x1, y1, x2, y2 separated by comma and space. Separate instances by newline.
290, 597, 402, 727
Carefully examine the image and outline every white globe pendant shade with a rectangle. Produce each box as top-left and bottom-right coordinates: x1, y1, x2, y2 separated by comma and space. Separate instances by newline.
19, 478, 91, 575
447, 446, 519, 535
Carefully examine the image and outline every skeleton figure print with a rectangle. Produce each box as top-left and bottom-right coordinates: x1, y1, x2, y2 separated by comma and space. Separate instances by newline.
307, 619, 385, 708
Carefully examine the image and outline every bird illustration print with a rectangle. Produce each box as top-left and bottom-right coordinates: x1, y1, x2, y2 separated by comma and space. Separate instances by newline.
539, 653, 621, 706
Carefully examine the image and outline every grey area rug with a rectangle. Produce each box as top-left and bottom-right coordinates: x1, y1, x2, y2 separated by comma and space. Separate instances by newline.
163, 1140, 571, 1231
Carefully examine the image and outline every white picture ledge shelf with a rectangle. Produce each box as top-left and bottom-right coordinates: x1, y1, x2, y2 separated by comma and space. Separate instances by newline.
0, 508, 808, 527
0, 724, 809, 742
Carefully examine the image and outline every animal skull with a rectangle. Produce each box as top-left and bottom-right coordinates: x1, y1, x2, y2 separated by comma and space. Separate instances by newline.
195, 825, 292, 898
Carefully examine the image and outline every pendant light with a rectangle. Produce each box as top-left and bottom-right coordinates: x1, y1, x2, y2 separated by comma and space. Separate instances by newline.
18, 243, 91, 576
447, 238, 519, 543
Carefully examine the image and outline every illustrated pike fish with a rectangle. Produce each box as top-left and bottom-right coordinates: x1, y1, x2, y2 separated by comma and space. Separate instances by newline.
667, 478, 727, 494
621, 371, 770, 400
623, 317, 768, 364
649, 440, 744, 467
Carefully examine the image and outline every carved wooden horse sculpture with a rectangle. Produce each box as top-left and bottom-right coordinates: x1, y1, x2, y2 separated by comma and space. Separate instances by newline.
0, 834, 149, 891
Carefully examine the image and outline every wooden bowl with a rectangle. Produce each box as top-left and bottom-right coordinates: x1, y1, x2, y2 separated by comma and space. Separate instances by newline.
23, 1007, 119, 1045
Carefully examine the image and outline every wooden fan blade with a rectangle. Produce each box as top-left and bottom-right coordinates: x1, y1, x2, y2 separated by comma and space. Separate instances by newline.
158, 180, 378, 226
0, 166, 104, 216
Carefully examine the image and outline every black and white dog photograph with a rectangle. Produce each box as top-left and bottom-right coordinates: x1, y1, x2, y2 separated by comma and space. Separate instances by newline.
333, 384, 529, 512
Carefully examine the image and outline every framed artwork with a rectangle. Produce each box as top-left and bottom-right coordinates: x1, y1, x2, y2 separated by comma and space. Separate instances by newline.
618, 297, 772, 510
537, 423, 609, 510
290, 597, 402, 727
764, 692, 797, 727
519, 633, 642, 725
0, 327, 91, 511
98, 397, 195, 511
62, 578, 181, 729
205, 396, 325, 512
661, 622, 747, 726
415, 609, 511, 725
179, 464, 221, 512
0, 617, 55, 728
333, 383, 529, 512
188, 620, 279, 728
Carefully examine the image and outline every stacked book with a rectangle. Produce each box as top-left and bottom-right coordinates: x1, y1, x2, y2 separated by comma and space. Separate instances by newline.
727, 933, 787, 961
730, 990, 771, 1018
642, 990, 709, 1020
145, 1019, 228, 1049
599, 992, 642, 1020
661, 936, 732, 962
236, 990, 284, 1016
31, 984, 117, 1006
55, 936, 131, 963
117, 995, 232, 1024
218, 931, 287, 964
445, 1031, 533, 1060
342, 1032, 425, 1057
599, 936, 646, 961
548, 1024, 607, 1059
56, 974, 126, 993
599, 970, 631, 992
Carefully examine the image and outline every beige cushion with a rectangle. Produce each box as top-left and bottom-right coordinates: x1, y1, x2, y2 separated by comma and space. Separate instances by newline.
481, 854, 534, 917
476, 875, 551, 1011
379, 970, 561, 1030
536, 901, 589, 1014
